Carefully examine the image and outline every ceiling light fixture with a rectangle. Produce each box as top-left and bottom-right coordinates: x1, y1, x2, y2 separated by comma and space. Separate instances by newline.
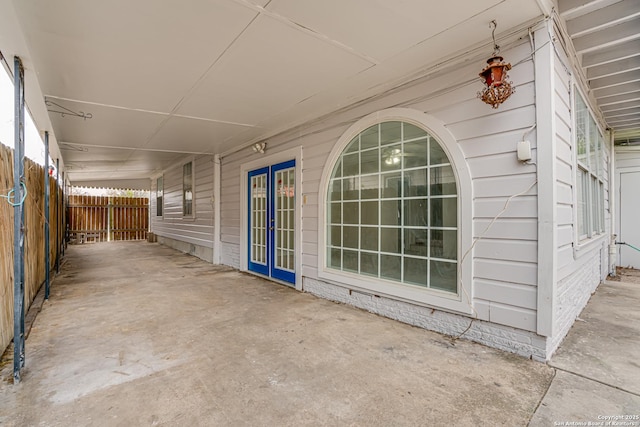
478, 20, 514, 109
252, 142, 266, 154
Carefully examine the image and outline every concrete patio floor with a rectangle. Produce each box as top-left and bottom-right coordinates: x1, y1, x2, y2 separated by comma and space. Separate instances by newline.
0, 242, 637, 426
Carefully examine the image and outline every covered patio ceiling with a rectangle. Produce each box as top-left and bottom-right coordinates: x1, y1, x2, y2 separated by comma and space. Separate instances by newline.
559, 0, 640, 147
1, 0, 638, 189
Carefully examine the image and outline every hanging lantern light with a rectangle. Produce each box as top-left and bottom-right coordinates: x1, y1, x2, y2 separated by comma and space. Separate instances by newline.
478, 21, 514, 109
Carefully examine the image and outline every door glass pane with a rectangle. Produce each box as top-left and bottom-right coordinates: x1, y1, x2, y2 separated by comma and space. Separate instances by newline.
275, 167, 295, 271
251, 173, 267, 265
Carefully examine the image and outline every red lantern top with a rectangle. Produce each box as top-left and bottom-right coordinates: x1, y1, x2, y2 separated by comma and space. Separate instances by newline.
480, 56, 512, 87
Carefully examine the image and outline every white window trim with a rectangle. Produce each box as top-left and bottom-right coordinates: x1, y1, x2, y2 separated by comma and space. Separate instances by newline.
156, 175, 164, 218
572, 87, 607, 257
183, 159, 196, 218
318, 108, 474, 315
239, 146, 303, 291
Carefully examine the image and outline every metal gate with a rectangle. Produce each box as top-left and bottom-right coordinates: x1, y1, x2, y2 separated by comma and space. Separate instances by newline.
68, 195, 149, 242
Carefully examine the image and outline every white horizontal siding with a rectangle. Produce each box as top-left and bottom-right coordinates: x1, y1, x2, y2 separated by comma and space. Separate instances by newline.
218, 39, 542, 332
549, 28, 609, 354
151, 155, 215, 249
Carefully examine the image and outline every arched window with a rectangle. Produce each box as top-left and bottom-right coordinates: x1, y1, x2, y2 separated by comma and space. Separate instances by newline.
326, 120, 458, 294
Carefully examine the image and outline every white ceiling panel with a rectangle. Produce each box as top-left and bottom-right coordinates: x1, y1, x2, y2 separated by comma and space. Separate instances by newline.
14, 0, 258, 112
146, 116, 252, 153
63, 145, 186, 182
4, 0, 556, 185
268, 0, 502, 62
48, 100, 167, 148
71, 178, 151, 190
239, 0, 542, 144
61, 145, 132, 162
176, 14, 373, 124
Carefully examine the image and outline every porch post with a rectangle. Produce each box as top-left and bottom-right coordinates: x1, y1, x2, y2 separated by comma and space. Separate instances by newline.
44, 131, 50, 299
12, 56, 26, 383
213, 154, 221, 264
56, 158, 60, 274
608, 130, 616, 276
535, 22, 557, 338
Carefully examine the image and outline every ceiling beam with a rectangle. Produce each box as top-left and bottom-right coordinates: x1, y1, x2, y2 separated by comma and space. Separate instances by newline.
612, 122, 640, 129
603, 107, 640, 118
572, 17, 640, 53
559, 0, 624, 18
597, 92, 640, 106
70, 179, 151, 190
587, 55, 640, 79
593, 81, 640, 98
566, 0, 640, 37
607, 115, 640, 125
601, 100, 640, 112
583, 39, 640, 67
589, 70, 640, 89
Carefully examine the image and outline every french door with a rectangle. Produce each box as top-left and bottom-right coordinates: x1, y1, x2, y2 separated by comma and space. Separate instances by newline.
247, 159, 296, 285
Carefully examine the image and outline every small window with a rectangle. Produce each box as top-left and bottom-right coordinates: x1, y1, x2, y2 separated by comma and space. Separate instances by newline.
183, 162, 193, 216
156, 176, 163, 217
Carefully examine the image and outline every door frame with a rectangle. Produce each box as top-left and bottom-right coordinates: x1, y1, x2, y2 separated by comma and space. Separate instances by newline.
240, 146, 303, 290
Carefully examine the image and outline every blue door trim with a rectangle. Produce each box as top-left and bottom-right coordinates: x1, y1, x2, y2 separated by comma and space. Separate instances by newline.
247, 160, 296, 285
270, 160, 295, 284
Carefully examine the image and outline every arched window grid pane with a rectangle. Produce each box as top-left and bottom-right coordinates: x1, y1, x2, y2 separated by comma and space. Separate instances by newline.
327, 121, 458, 292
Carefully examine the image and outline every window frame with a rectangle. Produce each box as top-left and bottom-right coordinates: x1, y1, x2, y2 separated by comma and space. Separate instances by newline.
156, 175, 163, 217
182, 161, 195, 218
318, 108, 473, 315
573, 88, 606, 246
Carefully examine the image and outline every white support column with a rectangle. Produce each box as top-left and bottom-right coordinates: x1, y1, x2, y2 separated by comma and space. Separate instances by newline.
608, 130, 616, 275
535, 21, 557, 338
213, 154, 221, 264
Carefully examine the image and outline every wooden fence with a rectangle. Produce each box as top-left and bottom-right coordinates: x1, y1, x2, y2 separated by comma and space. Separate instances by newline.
1, 143, 63, 354
68, 195, 148, 242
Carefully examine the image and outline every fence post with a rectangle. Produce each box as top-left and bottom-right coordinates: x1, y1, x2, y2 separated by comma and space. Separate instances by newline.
107, 197, 111, 242
12, 56, 26, 383
44, 131, 50, 300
